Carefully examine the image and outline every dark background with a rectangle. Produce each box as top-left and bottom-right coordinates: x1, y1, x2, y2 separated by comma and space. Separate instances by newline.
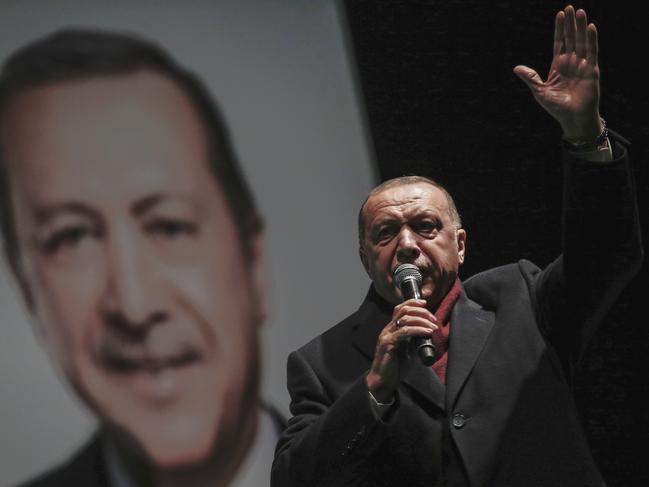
345, 1, 647, 485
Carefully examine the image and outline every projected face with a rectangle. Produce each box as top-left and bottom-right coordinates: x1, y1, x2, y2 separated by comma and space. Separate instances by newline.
1, 70, 265, 467
360, 182, 466, 307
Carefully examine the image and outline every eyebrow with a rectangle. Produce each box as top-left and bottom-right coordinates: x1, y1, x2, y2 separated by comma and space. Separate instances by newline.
131, 193, 166, 217
33, 202, 98, 225
131, 193, 200, 218
370, 208, 441, 225
32, 193, 197, 225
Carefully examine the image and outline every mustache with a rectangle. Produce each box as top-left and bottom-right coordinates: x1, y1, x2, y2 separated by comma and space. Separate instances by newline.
95, 335, 204, 374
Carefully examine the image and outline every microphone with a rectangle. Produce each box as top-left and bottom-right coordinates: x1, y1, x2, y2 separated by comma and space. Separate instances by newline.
393, 264, 437, 366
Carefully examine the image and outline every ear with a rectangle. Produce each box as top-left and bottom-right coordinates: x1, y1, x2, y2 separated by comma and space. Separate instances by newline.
456, 228, 467, 265
248, 229, 269, 324
358, 244, 370, 275
4, 248, 49, 344
5, 248, 36, 311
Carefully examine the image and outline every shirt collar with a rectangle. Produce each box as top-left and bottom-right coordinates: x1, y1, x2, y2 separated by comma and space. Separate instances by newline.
103, 407, 277, 487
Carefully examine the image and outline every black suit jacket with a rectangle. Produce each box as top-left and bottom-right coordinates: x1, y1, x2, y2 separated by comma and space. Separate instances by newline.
272, 139, 643, 487
19, 435, 109, 487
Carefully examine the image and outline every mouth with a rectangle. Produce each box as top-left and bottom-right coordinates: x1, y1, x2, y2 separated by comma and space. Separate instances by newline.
94, 339, 205, 402
99, 347, 203, 375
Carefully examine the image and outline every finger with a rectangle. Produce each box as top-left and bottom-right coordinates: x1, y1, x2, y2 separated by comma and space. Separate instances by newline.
395, 315, 438, 332
513, 65, 544, 89
377, 323, 434, 354
586, 23, 598, 65
394, 298, 427, 311
576, 57, 590, 78
393, 325, 435, 343
395, 305, 437, 323
553, 10, 565, 55
575, 8, 587, 59
564, 5, 576, 53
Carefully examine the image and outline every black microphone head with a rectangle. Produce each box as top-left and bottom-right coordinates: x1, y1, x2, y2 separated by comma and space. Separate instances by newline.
393, 263, 422, 289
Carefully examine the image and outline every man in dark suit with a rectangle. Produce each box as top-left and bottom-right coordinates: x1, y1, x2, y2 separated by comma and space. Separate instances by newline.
0, 29, 282, 486
273, 6, 643, 486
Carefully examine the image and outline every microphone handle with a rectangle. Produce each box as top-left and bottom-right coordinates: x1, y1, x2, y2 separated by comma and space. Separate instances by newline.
400, 279, 437, 366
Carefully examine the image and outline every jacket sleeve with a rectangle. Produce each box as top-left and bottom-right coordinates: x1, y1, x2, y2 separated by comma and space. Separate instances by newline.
529, 132, 643, 365
271, 349, 392, 487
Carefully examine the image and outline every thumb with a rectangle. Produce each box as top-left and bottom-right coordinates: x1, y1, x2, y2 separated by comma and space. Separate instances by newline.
513, 65, 544, 89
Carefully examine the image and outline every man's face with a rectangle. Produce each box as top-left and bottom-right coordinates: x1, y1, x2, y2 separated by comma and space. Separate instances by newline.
1, 71, 265, 466
359, 182, 466, 307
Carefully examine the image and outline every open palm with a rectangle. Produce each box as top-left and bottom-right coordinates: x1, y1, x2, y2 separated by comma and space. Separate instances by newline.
514, 6, 601, 140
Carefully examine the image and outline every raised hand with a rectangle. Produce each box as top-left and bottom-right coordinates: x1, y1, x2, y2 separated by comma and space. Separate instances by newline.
514, 5, 602, 141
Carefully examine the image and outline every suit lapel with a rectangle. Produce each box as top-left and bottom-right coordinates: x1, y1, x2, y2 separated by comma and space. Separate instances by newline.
445, 291, 495, 410
400, 350, 446, 410
351, 286, 392, 361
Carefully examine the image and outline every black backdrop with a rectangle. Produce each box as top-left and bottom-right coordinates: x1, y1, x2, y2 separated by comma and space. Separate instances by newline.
345, 1, 647, 485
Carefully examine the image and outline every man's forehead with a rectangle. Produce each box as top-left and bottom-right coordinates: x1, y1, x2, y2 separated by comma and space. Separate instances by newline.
2, 69, 184, 116
0, 69, 221, 212
24, 65, 170, 89
364, 182, 449, 220
1, 69, 202, 166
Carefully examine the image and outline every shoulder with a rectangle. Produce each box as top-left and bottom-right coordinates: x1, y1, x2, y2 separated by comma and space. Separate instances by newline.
296, 287, 377, 358
289, 285, 388, 383
463, 259, 540, 289
296, 311, 357, 359
462, 259, 543, 309
260, 400, 287, 435
18, 436, 108, 487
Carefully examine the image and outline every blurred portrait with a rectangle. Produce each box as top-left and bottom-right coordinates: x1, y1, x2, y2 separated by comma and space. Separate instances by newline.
0, 3, 375, 486
0, 28, 280, 487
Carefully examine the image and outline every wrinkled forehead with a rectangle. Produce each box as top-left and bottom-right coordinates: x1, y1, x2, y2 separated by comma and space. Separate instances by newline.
363, 182, 450, 224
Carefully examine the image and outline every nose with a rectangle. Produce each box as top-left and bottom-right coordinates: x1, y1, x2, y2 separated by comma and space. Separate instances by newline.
101, 228, 167, 334
395, 226, 421, 263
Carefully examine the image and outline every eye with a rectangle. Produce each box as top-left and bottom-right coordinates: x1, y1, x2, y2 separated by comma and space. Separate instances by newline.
374, 225, 396, 243
414, 220, 439, 236
41, 226, 96, 254
145, 218, 197, 239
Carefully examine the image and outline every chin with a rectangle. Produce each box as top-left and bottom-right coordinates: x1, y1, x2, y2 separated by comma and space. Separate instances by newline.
141, 424, 217, 468
149, 445, 212, 469
121, 407, 222, 468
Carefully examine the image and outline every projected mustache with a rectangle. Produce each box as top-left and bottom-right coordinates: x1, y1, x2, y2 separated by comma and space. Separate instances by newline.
92, 309, 210, 373
96, 334, 204, 374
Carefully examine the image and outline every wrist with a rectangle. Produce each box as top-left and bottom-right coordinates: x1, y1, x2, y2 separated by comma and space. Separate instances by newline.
369, 389, 395, 408
562, 116, 609, 152
561, 113, 603, 142
366, 373, 394, 403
